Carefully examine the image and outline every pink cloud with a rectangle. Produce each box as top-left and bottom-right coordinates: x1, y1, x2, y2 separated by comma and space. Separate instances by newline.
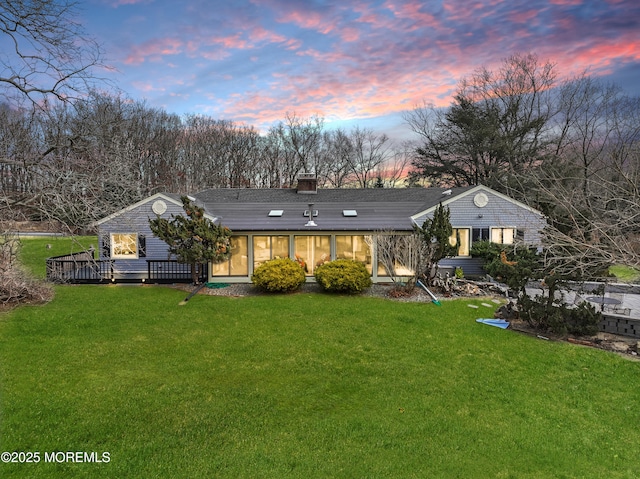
131, 81, 165, 92
340, 27, 360, 43
211, 34, 249, 50
509, 9, 541, 24
250, 26, 289, 44
253, 0, 367, 43
124, 37, 184, 65
198, 25, 298, 56
536, 31, 640, 79
384, 0, 442, 31
110, 0, 640, 133
293, 48, 348, 63
221, 49, 467, 128
548, 0, 583, 5
278, 9, 335, 34
352, 4, 390, 27
124, 21, 298, 67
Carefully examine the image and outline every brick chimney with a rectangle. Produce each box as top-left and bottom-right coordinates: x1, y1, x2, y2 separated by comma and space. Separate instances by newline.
296, 173, 317, 194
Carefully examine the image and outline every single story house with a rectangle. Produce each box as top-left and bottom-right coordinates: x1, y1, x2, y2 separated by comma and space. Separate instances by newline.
91, 175, 546, 284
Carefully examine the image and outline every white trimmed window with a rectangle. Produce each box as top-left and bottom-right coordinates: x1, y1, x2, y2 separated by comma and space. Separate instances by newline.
212, 236, 249, 276
111, 233, 139, 259
336, 235, 373, 273
294, 235, 330, 275
491, 228, 516, 245
449, 228, 470, 256
252, 235, 290, 269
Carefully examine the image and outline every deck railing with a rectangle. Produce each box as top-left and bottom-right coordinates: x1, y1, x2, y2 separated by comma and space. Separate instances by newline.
47, 258, 115, 283
147, 260, 207, 283
46, 254, 206, 284
46, 251, 111, 283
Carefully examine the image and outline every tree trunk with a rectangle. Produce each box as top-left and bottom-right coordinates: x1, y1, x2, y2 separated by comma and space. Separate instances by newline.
191, 263, 199, 285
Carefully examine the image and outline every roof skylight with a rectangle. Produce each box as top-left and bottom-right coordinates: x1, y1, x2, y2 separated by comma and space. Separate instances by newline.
268, 210, 284, 217
342, 209, 358, 217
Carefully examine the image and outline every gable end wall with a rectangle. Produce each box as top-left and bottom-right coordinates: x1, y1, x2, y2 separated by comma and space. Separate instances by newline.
97, 199, 183, 273
413, 189, 545, 245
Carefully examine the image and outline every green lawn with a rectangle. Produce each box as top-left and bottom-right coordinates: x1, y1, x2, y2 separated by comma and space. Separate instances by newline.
610, 265, 640, 283
16, 235, 98, 279
1, 284, 639, 478
2, 238, 640, 477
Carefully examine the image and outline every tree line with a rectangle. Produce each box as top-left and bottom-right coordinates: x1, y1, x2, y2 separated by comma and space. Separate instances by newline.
0, 97, 409, 229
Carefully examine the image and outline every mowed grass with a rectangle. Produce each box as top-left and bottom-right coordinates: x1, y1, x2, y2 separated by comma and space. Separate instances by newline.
610, 265, 640, 283
1, 285, 640, 478
16, 235, 98, 279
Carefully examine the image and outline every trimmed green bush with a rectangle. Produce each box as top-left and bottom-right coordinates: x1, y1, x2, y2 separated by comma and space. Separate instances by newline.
314, 259, 372, 293
251, 257, 306, 292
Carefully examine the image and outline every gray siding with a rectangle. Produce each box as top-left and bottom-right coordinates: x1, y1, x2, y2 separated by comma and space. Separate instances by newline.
438, 258, 486, 277
413, 187, 546, 246
97, 197, 183, 275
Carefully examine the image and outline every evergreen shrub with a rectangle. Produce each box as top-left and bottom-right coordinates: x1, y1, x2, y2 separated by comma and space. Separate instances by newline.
251, 258, 306, 293
314, 259, 372, 293
518, 293, 600, 336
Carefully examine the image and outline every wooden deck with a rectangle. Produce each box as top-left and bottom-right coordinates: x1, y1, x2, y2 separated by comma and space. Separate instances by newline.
46, 253, 207, 284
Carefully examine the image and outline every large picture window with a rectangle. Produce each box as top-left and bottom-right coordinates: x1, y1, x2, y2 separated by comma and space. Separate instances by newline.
252, 235, 289, 269
336, 235, 373, 273
294, 235, 330, 275
212, 236, 248, 276
111, 233, 138, 259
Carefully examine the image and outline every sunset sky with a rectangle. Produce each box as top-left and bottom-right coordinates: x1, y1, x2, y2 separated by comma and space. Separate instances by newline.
82, 0, 640, 135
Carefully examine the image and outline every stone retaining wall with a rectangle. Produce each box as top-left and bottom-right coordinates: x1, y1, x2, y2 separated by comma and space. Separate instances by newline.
600, 315, 640, 338
526, 280, 640, 295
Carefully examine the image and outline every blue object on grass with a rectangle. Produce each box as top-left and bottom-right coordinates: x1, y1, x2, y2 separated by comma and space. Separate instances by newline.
476, 318, 510, 329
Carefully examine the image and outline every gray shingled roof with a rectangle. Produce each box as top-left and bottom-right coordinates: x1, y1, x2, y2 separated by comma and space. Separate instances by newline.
193, 187, 473, 231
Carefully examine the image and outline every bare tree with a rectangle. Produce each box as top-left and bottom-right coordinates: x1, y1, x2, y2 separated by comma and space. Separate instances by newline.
534, 85, 640, 277
321, 129, 353, 188
549, 76, 625, 206
0, 0, 107, 107
347, 126, 391, 188
182, 115, 226, 191
275, 113, 325, 178
181, 116, 262, 190
253, 133, 287, 188
376, 144, 412, 188
217, 122, 261, 188
1, 93, 187, 230
262, 123, 300, 188
0, 104, 43, 218
371, 231, 429, 288
405, 54, 640, 278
